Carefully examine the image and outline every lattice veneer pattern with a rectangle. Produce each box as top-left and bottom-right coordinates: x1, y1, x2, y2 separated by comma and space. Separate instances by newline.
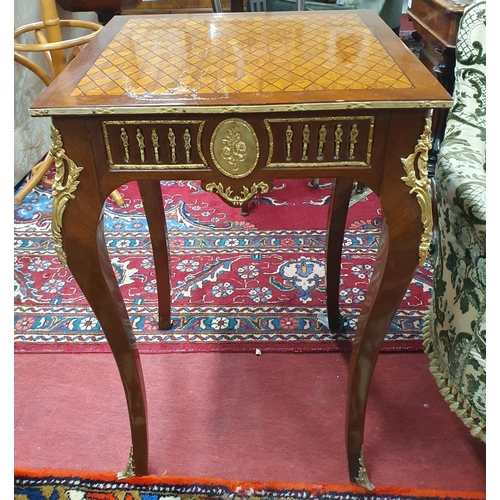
71, 13, 412, 97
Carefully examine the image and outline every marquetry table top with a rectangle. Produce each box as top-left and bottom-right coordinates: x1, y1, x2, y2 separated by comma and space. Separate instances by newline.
31, 10, 451, 115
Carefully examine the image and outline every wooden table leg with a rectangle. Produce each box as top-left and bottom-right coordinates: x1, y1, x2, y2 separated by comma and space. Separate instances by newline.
355, 181, 365, 194
346, 210, 421, 489
61, 194, 149, 477
138, 180, 172, 330
343, 113, 431, 489
240, 200, 250, 216
47, 117, 150, 477
346, 181, 430, 489
325, 177, 353, 330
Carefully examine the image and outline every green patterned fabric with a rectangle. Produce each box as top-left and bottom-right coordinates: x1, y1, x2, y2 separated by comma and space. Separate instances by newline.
423, 0, 486, 441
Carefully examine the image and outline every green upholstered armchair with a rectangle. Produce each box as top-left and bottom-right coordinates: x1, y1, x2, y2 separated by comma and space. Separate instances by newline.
423, 0, 486, 442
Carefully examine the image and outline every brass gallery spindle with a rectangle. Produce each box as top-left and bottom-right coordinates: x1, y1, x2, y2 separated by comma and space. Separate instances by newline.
136, 127, 146, 162
152, 128, 160, 162
168, 127, 176, 163
302, 123, 310, 159
349, 124, 359, 157
318, 124, 327, 158
184, 128, 192, 163
285, 124, 293, 159
120, 127, 130, 162
335, 124, 342, 158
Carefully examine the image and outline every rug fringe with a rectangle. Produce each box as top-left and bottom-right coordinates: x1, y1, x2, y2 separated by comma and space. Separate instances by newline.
14, 467, 486, 499
422, 307, 486, 442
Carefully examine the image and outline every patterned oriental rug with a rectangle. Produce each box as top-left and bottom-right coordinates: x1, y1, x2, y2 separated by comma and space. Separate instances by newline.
14, 177, 432, 354
14, 469, 486, 500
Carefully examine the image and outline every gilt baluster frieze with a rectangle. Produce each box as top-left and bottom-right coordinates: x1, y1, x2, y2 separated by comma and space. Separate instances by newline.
101, 116, 375, 210
264, 116, 375, 168
102, 120, 208, 170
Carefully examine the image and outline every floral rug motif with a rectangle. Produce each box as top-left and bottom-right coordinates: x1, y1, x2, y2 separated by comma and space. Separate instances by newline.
14, 177, 432, 353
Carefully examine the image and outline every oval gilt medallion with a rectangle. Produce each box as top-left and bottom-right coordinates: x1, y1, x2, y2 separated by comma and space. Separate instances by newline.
210, 118, 259, 178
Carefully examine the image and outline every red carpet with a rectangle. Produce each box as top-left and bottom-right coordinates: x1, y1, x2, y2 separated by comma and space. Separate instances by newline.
14, 351, 486, 494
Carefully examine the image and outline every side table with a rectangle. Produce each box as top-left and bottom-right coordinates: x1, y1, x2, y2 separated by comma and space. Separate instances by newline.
30, 10, 451, 489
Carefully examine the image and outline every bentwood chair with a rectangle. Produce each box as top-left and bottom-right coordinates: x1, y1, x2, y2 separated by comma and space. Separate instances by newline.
14, 0, 124, 206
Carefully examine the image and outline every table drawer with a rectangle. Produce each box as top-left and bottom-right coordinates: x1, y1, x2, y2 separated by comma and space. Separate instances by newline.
102, 115, 375, 175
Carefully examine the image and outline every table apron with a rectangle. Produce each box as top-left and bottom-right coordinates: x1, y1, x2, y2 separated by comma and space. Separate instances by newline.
49, 107, 431, 235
